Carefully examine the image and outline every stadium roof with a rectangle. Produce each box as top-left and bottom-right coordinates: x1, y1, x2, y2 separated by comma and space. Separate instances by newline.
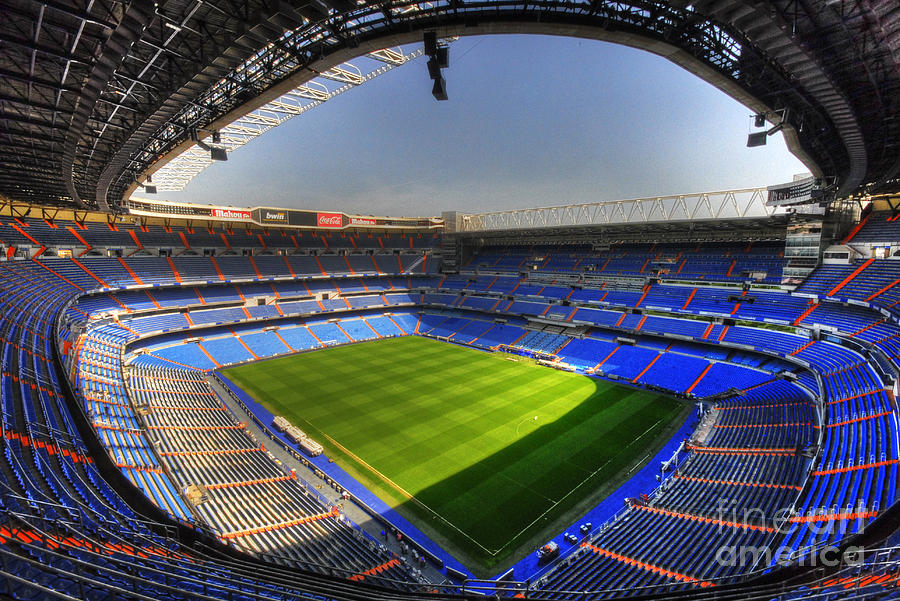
1, 0, 898, 210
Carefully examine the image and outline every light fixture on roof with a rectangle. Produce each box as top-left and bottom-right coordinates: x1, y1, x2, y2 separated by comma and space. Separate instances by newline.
432, 76, 448, 101
424, 31, 449, 101
747, 131, 768, 147
135, 176, 157, 194
190, 128, 228, 161
747, 109, 789, 147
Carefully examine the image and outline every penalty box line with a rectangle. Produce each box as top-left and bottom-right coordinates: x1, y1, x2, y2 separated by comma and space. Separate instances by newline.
492, 417, 666, 557
315, 430, 498, 555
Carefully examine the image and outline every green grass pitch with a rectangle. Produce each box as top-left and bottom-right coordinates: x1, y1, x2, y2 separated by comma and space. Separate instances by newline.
223, 335, 686, 571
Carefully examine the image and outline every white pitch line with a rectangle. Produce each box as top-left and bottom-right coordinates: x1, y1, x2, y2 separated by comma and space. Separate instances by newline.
314, 429, 497, 555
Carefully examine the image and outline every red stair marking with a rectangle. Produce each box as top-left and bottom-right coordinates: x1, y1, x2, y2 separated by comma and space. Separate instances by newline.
307, 327, 325, 346
681, 288, 697, 310
349, 558, 401, 582
221, 507, 339, 540
793, 302, 820, 326
674, 474, 800, 491
812, 458, 899, 476
592, 346, 619, 371
11, 223, 44, 250
633, 504, 773, 533
314, 256, 327, 276
685, 363, 712, 395
826, 410, 893, 428
127, 229, 143, 252
726, 259, 737, 277
145, 291, 161, 309
196, 343, 221, 368
66, 226, 93, 255
166, 257, 182, 283
370, 256, 383, 274
361, 318, 382, 339
274, 331, 294, 351
635, 286, 651, 307
827, 258, 875, 297
71, 258, 108, 287
790, 340, 815, 356
117, 258, 143, 285
248, 256, 262, 279
209, 256, 226, 281
639, 258, 651, 273
581, 543, 710, 586
386, 315, 407, 335
865, 279, 900, 302
282, 255, 296, 277
842, 213, 871, 243
631, 353, 661, 383
236, 336, 260, 359
850, 320, 885, 337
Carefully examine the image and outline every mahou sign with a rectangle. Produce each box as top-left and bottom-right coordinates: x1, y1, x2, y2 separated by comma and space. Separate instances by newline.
211, 208, 251, 221
316, 212, 343, 228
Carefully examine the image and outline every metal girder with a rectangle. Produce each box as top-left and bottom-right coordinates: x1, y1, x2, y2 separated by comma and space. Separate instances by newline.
0, 0, 897, 210
147, 46, 424, 191
107, 0, 898, 208
459, 188, 781, 232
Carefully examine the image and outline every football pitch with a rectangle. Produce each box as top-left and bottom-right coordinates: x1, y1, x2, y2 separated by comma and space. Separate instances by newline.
223, 335, 687, 571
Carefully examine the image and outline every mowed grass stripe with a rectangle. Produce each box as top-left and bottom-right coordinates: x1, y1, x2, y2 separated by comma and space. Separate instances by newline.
223, 336, 685, 566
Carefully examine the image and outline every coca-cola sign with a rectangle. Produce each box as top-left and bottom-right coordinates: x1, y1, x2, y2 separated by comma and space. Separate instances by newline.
212, 208, 251, 221
316, 212, 343, 228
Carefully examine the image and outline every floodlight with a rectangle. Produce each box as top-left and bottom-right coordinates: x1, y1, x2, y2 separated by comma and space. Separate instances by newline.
436, 46, 449, 69
427, 57, 441, 80
432, 76, 448, 101
190, 128, 228, 160
747, 131, 768, 147
209, 147, 228, 161
424, 32, 437, 55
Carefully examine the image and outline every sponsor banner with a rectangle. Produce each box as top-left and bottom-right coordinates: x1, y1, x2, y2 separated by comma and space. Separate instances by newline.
212, 208, 252, 221
316, 212, 344, 228
349, 216, 377, 226
259, 209, 288, 224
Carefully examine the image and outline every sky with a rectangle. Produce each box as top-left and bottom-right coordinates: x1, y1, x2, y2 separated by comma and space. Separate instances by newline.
162, 34, 809, 218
